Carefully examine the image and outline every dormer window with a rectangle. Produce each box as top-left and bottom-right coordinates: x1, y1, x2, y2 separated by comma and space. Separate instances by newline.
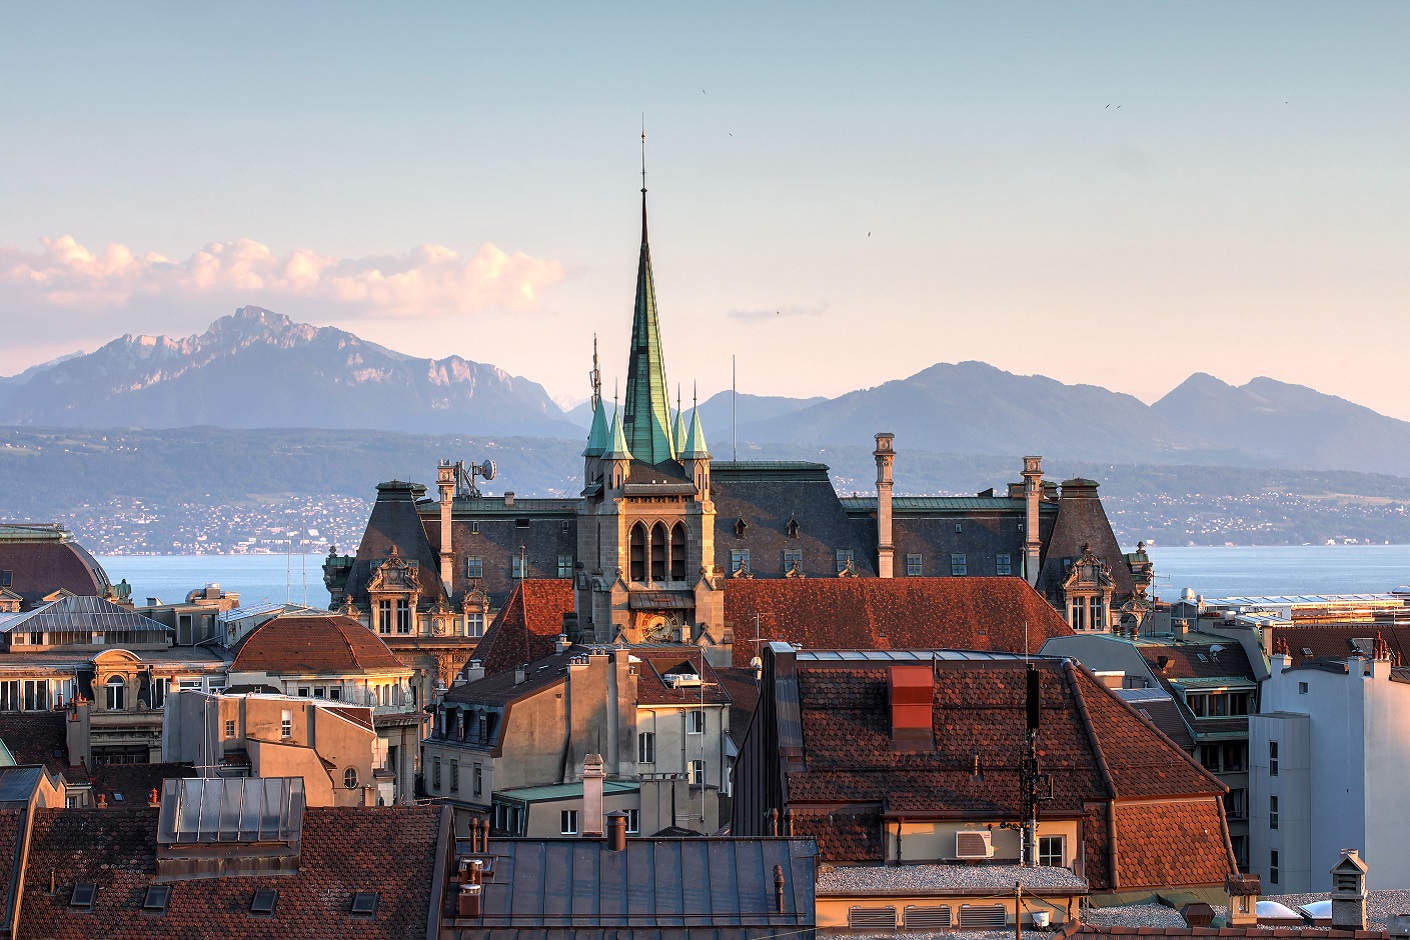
734, 518, 748, 539
786, 516, 800, 539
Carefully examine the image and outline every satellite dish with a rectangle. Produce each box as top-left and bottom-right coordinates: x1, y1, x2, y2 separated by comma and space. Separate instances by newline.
479, 460, 496, 482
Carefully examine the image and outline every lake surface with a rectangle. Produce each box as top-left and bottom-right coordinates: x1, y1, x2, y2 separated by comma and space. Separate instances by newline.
97, 544, 1410, 611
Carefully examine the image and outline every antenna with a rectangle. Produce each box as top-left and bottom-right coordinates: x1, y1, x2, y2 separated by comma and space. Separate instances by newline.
590, 335, 601, 412
641, 117, 647, 193
731, 354, 737, 461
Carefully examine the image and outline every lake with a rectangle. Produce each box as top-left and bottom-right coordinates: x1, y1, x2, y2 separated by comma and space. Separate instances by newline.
96, 544, 1410, 611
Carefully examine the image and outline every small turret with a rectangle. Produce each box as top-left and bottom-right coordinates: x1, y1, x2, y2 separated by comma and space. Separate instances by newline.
603, 406, 633, 490
681, 401, 710, 497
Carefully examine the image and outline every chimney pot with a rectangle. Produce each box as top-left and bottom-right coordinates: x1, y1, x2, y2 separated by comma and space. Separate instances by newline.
774, 864, 786, 913
606, 811, 628, 851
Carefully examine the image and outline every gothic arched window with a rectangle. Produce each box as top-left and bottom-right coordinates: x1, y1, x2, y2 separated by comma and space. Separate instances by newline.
670, 524, 687, 581
630, 523, 647, 582
650, 523, 667, 582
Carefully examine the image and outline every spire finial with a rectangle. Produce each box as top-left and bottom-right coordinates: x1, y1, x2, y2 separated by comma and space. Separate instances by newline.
693, 380, 698, 409
640, 120, 649, 244
590, 334, 601, 412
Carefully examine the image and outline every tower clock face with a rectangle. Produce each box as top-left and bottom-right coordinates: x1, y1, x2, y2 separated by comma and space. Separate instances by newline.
644, 613, 680, 642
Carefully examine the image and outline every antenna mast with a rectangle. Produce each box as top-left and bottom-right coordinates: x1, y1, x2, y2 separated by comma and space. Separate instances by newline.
589, 334, 601, 412
732, 355, 737, 461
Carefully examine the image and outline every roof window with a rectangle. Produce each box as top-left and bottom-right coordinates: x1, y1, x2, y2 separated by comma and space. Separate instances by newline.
351, 892, 380, 918
250, 889, 279, 917
143, 884, 172, 915
70, 882, 97, 911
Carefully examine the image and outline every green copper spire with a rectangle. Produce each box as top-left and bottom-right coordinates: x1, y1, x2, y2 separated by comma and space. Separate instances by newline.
583, 399, 609, 457
681, 397, 710, 460
673, 387, 688, 454
622, 176, 677, 465
603, 404, 633, 461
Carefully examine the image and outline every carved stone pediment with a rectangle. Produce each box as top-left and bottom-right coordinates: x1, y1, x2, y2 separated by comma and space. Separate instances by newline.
461, 589, 489, 614
1061, 543, 1113, 593
368, 545, 419, 594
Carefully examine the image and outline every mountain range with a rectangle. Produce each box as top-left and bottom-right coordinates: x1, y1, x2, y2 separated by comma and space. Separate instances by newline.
3, 306, 1408, 477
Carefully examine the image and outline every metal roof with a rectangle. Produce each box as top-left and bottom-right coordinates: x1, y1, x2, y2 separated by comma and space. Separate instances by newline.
712, 460, 829, 472
0, 594, 173, 634
1114, 687, 1174, 703
219, 600, 292, 622
0, 766, 43, 807
797, 648, 1060, 663
840, 496, 1060, 513
1212, 594, 1410, 608
157, 776, 304, 845
494, 780, 639, 804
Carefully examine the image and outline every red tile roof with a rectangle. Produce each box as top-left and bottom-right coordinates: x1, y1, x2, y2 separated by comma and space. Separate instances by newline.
1143, 643, 1256, 681
230, 614, 407, 675
1112, 799, 1237, 889
17, 804, 447, 939
1274, 623, 1410, 668
633, 649, 732, 706
722, 577, 1073, 667
471, 580, 574, 676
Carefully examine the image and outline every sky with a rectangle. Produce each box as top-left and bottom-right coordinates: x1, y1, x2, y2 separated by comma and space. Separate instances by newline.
2, 3, 1408, 416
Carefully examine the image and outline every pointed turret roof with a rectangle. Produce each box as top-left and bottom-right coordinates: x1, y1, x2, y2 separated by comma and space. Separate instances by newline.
603, 405, 633, 461
583, 401, 609, 458
681, 404, 710, 460
673, 405, 688, 454
622, 187, 676, 465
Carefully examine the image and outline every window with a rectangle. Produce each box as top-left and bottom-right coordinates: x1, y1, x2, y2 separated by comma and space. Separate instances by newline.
1091, 599, 1104, 630
250, 889, 278, 916
650, 523, 667, 581
637, 732, 656, 764
433, 757, 442, 790
143, 884, 171, 915
377, 600, 391, 634
729, 549, 749, 575
1270, 794, 1279, 830
624, 808, 640, 833
297, 687, 310, 697
950, 553, 967, 576
29, 631, 43, 646
70, 882, 97, 911
954, 522, 963, 534
560, 810, 579, 835
25, 679, 50, 712
1270, 850, 1280, 886
281, 709, 293, 737
670, 524, 686, 581
470, 521, 479, 536
835, 549, 854, 572
149, 679, 165, 710
0, 571, 9, 587
328, 685, 341, 701
1199, 744, 1221, 772
450, 760, 460, 793
512, 555, 527, 579
906, 554, 923, 577
473, 764, 483, 797
687, 710, 705, 734
225, 719, 236, 738
557, 555, 573, 578
1223, 742, 1246, 772
0, 681, 15, 712
105, 676, 125, 711
1038, 835, 1064, 867
467, 612, 485, 637
396, 598, 411, 634
465, 556, 484, 580
996, 553, 1012, 576
344, 767, 359, 789
515, 518, 530, 529
1270, 741, 1279, 777
630, 523, 647, 581
1299, 681, 1309, 694
782, 549, 802, 573
562, 520, 571, 533
688, 759, 706, 785
1224, 788, 1246, 819
350, 892, 379, 918
734, 518, 747, 539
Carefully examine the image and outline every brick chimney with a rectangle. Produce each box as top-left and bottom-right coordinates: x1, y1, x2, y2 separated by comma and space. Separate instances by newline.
581, 753, 606, 838
1022, 456, 1043, 586
888, 665, 934, 751
873, 434, 895, 578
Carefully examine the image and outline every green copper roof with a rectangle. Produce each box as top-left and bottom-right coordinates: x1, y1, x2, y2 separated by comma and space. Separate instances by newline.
681, 405, 710, 459
673, 407, 688, 454
622, 189, 676, 465
603, 404, 633, 460
583, 401, 609, 457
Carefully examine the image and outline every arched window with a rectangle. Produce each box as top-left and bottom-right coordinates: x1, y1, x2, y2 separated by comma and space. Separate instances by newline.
670, 524, 687, 581
650, 523, 667, 582
106, 676, 125, 711
344, 767, 359, 789
630, 523, 647, 582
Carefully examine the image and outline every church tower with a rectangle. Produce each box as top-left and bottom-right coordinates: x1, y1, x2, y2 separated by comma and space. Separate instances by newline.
574, 153, 721, 657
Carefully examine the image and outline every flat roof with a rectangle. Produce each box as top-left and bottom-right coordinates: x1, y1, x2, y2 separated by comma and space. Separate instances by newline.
817, 862, 1088, 896
797, 649, 1061, 663
1213, 594, 1410, 608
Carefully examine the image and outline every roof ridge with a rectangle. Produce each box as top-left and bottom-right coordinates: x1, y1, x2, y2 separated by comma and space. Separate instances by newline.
1085, 668, 1230, 794
332, 616, 359, 667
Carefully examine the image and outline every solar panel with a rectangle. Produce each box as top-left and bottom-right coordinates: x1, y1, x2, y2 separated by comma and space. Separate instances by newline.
250, 889, 278, 916
350, 892, 379, 917
143, 884, 171, 913
70, 882, 96, 909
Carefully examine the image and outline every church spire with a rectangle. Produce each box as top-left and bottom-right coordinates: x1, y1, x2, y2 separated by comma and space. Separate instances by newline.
622, 128, 676, 465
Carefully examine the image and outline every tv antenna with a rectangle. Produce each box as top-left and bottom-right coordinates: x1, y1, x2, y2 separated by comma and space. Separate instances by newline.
450, 459, 497, 498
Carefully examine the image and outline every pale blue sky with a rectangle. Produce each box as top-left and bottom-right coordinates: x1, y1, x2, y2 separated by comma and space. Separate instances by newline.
2, 3, 1407, 416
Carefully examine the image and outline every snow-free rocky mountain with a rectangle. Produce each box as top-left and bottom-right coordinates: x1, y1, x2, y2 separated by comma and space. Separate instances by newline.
0, 307, 578, 437
4, 309, 1409, 476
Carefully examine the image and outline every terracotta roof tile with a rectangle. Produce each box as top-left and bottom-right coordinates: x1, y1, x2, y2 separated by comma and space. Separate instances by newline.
230, 614, 406, 675
1144, 644, 1256, 682
1113, 799, 1235, 888
470, 580, 574, 676
17, 804, 445, 939
722, 577, 1073, 667
633, 650, 731, 706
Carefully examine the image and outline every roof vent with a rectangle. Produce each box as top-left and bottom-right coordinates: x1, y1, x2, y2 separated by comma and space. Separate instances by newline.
955, 831, 993, 859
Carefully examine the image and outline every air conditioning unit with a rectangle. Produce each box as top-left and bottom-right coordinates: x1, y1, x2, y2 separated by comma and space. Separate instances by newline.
955, 831, 993, 859
664, 674, 702, 688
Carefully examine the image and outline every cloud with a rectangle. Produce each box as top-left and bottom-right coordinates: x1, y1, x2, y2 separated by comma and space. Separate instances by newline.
0, 236, 565, 320
727, 300, 829, 322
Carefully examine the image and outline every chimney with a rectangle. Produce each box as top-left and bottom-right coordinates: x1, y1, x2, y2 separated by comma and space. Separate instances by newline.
463, 660, 485, 684
1225, 874, 1260, 927
148, 788, 160, 808
503, 491, 515, 507
438, 461, 456, 591
873, 433, 895, 578
888, 665, 935, 751
1331, 849, 1369, 930
606, 811, 628, 851
457, 882, 482, 918
555, 634, 571, 654
1022, 457, 1043, 586
1174, 620, 1189, 641
581, 753, 606, 838
513, 666, 527, 686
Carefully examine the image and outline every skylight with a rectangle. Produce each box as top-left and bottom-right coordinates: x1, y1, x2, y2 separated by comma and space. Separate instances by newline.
351, 892, 380, 917
70, 882, 96, 910
143, 884, 172, 914
250, 889, 278, 916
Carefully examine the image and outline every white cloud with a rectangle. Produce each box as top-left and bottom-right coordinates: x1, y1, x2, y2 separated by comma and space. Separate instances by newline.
727, 300, 829, 322
0, 235, 564, 320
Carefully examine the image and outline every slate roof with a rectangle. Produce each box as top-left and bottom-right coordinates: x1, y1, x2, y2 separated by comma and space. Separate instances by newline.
444, 649, 574, 708
17, 804, 447, 939
1116, 691, 1195, 751
0, 712, 72, 782
0, 534, 111, 609
342, 480, 447, 608
1143, 644, 1257, 682
230, 614, 407, 675
721, 577, 1073, 668
443, 836, 816, 938
1274, 623, 1410, 668
471, 580, 574, 677
1035, 480, 1135, 603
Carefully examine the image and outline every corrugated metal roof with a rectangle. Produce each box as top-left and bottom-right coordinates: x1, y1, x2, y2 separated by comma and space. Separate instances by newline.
797, 649, 1057, 663
1114, 687, 1172, 703
0, 594, 172, 634
494, 780, 639, 803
